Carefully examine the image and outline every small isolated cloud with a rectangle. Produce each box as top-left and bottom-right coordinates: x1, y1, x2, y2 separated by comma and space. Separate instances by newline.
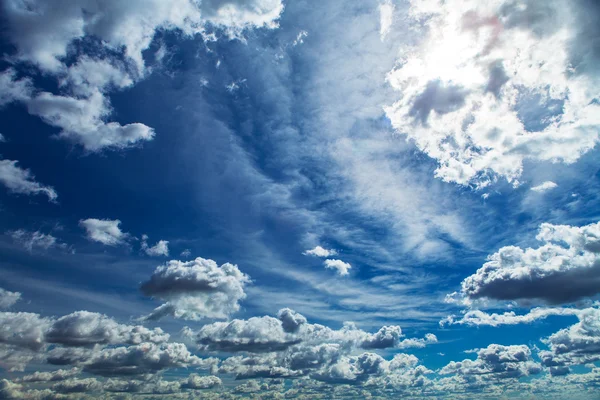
292, 30, 308, 46
141, 234, 169, 257
458, 221, 600, 305
324, 259, 352, 276
0, 159, 57, 201
303, 246, 337, 257
79, 219, 128, 246
0, 133, 6, 142
180, 249, 192, 258
140, 257, 251, 321
531, 181, 558, 192
9, 229, 68, 252
0, 288, 21, 309
379, 0, 394, 41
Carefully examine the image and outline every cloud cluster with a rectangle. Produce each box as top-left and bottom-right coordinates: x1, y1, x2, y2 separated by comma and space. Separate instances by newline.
0, 0, 284, 152
440, 344, 542, 379
539, 308, 600, 370
140, 257, 251, 320
385, 0, 600, 188
459, 221, 600, 304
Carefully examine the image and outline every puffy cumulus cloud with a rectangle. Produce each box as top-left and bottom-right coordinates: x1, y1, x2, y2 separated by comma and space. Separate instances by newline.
140, 257, 251, 321
441, 306, 585, 327
277, 308, 307, 333
9, 229, 68, 252
18, 368, 80, 383
141, 234, 170, 257
181, 374, 222, 390
303, 246, 338, 257
384, 0, 600, 188
0, 0, 283, 152
440, 344, 542, 379
324, 259, 352, 276
45, 311, 170, 347
360, 326, 402, 350
539, 308, 600, 368
196, 315, 301, 353
82, 342, 215, 377
0, 312, 51, 351
459, 221, 600, 305
0, 287, 21, 309
47, 347, 97, 366
79, 218, 128, 246
531, 181, 558, 192
0, 159, 57, 201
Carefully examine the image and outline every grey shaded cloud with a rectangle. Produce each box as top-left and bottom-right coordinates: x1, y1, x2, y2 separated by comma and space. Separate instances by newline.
460, 221, 600, 304
409, 81, 469, 125
0, 288, 21, 310
140, 257, 250, 321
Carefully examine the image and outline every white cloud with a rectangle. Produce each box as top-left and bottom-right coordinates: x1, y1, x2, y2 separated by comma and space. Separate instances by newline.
531, 181, 558, 192
0, 134, 5, 142
441, 307, 586, 327
0, 159, 57, 201
141, 235, 170, 257
379, 0, 394, 41
459, 221, 600, 304
140, 257, 251, 320
18, 368, 80, 383
324, 259, 352, 276
0, 68, 32, 107
303, 245, 338, 257
385, 0, 600, 188
0, 288, 21, 310
181, 374, 222, 390
79, 218, 128, 246
539, 308, 600, 369
9, 229, 67, 252
27, 90, 155, 152
440, 344, 541, 379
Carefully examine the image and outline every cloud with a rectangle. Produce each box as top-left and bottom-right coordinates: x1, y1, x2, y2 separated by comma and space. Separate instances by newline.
26, 90, 155, 152
303, 246, 338, 257
0, 0, 284, 152
539, 308, 600, 368
441, 307, 586, 327
0, 312, 51, 351
181, 374, 222, 390
52, 378, 101, 394
379, 0, 394, 41
79, 218, 128, 246
0, 159, 57, 201
0, 288, 21, 310
277, 308, 308, 333
140, 257, 251, 320
195, 315, 301, 353
385, 0, 600, 188
18, 368, 80, 383
9, 229, 68, 252
0, 69, 32, 107
324, 259, 352, 276
531, 181, 559, 192
180, 249, 192, 258
440, 344, 542, 379
45, 311, 169, 347
82, 342, 213, 377
141, 234, 170, 257
459, 221, 600, 304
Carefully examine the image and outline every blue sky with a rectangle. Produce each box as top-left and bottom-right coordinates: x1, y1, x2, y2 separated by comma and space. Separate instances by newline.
0, 0, 600, 398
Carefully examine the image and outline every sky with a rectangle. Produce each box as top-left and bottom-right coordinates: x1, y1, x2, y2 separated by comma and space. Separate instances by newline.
0, 0, 599, 398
